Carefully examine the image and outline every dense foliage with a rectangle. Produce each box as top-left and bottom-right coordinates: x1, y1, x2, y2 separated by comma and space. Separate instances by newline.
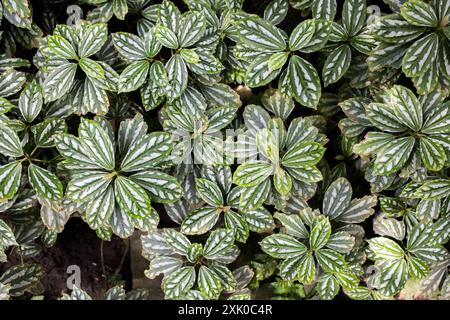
0, 0, 449, 300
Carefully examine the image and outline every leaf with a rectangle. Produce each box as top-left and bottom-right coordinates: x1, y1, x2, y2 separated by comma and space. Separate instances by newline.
244, 207, 275, 233
342, 0, 366, 37
298, 253, 316, 284
366, 103, 407, 133
260, 234, 307, 259
374, 137, 415, 176
203, 229, 235, 260
264, 0, 289, 25
402, 33, 439, 77
0, 122, 23, 157
114, 176, 153, 220
316, 274, 340, 300
130, 170, 182, 203
181, 207, 221, 235
79, 57, 105, 80
224, 210, 249, 243
118, 60, 150, 93
66, 172, 113, 204
415, 179, 450, 200
78, 23, 108, 57
378, 259, 409, 296
164, 228, 190, 255
0, 264, 43, 297
367, 237, 405, 260
315, 248, 346, 273
407, 255, 429, 279
323, 177, 352, 220
198, 266, 221, 299
326, 231, 355, 254
112, 32, 147, 60
195, 178, 223, 207
400, 0, 438, 27
155, 24, 179, 49
289, 19, 315, 51
79, 119, 115, 171
32, 118, 67, 148
120, 132, 172, 172
178, 11, 206, 47
85, 184, 115, 229
28, 164, 63, 201
19, 80, 42, 123
233, 161, 274, 187
163, 266, 195, 299
0, 69, 26, 97
238, 17, 287, 51
245, 54, 283, 87
238, 180, 271, 212
419, 137, 446, 172
281, 141, 325, 168
43, 63, 77, 102
47, 34, 78, 60
288, 55, 321, 109
274, 212, 309, 239
322, 44, 352, 87
166, 54, 188, 99
310, 217, 332, 250
2, 0, 32, 29
0, 219, 17, 246
390, 85, 423, 131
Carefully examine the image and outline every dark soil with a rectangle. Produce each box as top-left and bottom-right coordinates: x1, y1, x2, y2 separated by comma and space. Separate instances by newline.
22, 219, 131, 300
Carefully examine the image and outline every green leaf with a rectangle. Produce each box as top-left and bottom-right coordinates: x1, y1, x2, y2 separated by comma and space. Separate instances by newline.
118, 60, 150, 93
260, 234, 307, 259
312, 0, 337, 20
112, 32, 147, 60
28, 164, 63, 201
78, 23, 108, 58
181, 207, 221, 235
323, 177, 352, 220
264, 0, 289, 25
155, 24, 179, 49
166, 54, 188, 99
316, 274, 340, 300
130, 170, 182, 203
273, 167, 292, 195
336, 195, 377, 224
281, 141, 325, 168
326, 231, 355, 254
43, 63, 77, 102
298, 253, 316, 284
366, 103, 407, 133
32, 118, 67, 148
85, 184, 115, 229
378, 259, 409, 296
322, 44, 351, 87
288, 55, 321, 109
178, 11, 206, 48
2, 0, 32, 29
407, 255, 429, 279
0, 122, 24, 157
244, 207, 276, 233
310, 217, 332, 250
402, 33, 439, 77
198, 266, 221, 299
195, 178, 223, 207
18, 80, 42, 123
315, 248, 346, 273
274, 212, 309, 239
0, 264, 43, 297
79, 57, 105, 80
203, 229, 235, 260
0, 219, 17, 247
415, 179, 450, 200
79, 119, 115, 171
224, 210, 249, 243
120, 132, 172, 172
163, 266, 195, 299
400, 0, 438, 27
374, 137, 415, 176
0, 69, 26, 97
114, 176, 153, 220
238, 180, 271, 212
66, 171, 113, 204
47, 35, 78, 60
238, 17, 287, 51
289, 19, 315, 51
419, 137, 446, 171
342, 0, 366, 37
390, 85, 423, 131
233, 161, 274, 187
164, 228, 191, 255
367, 237, 405, 260
245, 54, 283, 87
